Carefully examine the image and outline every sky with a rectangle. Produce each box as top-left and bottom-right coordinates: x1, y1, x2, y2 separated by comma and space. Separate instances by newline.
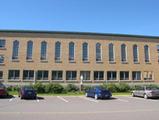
0, 0, 159, 36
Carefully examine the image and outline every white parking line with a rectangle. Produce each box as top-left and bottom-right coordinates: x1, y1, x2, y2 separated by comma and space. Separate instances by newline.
57, 96, 69, 103
79, 96, 99, 103
117, 98, 129, 102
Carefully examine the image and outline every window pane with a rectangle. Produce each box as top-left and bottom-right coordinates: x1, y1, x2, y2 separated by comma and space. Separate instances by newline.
55, 42, 61, 61
96, 43, 102, 61
8, 70, 20, 79
121, 44, 127, 62
12, 40, 19, 59
0, 55, 4, 63
107, 71, 116, 80
120, 71, 129, 80
80, 71, 90, 80
133, 45, 138, 62
144, 45, 150, 62
41, 41, 47, 60
69, 42, 75, 61
82, 43, 88, 61
0, 71, 3, 79
109, 43, 114, 62
26, 41, 33, 59
0, 39, 5, 48
52, 71, 63, 80
132, 71, 141, 80
94, 71, 104, 80
66, 71, 77, 80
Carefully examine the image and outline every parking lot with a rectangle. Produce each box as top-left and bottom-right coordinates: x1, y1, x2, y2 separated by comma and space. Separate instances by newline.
0, 95, 159, 120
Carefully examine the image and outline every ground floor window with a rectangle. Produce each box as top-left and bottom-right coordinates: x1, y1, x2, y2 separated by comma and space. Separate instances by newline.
52, 71, 63, 80
66, 71, 77, 80
23, 70, 34, 80
107, 71, 116, 80
0, 71, 3, 79
37, 70, 48, 80
80, 71, 90, 80
120, 71, 129, 80
132, 71, 141, 80
143, 71, 153, 80
94, 71, 104, 80
8, 70, 20, 80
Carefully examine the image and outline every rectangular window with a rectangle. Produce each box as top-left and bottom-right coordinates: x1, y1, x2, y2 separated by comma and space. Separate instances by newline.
94, 71, 104, 80
132, 71, 141, 80
107, 71, 117, 80
80, 71, 90, 80
0, 39, 5, 48
0, 71, 3, 79
120, 71, 129, 80
66, 71, 77, 80
8, 70, 20, 80
0, 55, 4, 64
37, 70, 48, 80
143, 71, 153, 80
23, 70, 34, 80
156, 45, 159, 63
52, 71, 63, 80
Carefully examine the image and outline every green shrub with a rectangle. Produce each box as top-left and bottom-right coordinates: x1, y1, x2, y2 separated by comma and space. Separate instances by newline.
65, 84, 79, 92
7, 85, 20, 91
33, 82, 45, 93
117, 83, 130, 92
83, 85, 92, 91
45, 83, 64, 94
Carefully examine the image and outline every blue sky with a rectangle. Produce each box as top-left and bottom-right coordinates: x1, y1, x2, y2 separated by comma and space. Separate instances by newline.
0, 0, 159, 36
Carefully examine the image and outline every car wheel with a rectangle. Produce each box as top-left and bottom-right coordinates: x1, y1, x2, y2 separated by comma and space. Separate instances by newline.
20, 95, 23, 99
94, 94, 98, 100
144, 94, 148, 99
85, 93, 88, 97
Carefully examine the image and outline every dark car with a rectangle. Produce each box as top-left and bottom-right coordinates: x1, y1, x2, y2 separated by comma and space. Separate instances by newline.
85, 87, 112, 100
18, 86, 37, 99
0, 83, 8, 97
132, 86, 159, 99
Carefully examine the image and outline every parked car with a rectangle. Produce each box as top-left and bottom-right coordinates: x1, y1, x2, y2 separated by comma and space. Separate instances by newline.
0, 83, 8, 97
132, 86, 159, 99
18, 86, 37, 99
85, 86, 112, 100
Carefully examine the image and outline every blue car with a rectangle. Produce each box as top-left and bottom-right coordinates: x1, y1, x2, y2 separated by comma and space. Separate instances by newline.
18, 86, 37, 99
85, 87, 112, 100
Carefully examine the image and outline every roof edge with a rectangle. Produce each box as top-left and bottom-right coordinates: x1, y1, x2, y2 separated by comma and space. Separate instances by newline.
0, 29, 159, 39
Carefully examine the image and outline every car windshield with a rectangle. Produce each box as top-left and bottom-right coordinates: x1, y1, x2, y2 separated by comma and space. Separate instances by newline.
23, 86, 34, 91
0, 84, 5, 89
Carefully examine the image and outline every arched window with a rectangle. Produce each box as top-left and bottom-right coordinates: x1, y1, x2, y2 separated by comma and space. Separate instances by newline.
133, 45, 139, 63
69, 42, 75, 61
41, 41, 47, 60
96, 43, 102, 61
121, 44, 127, 62
55, 41, 61, 61
109, 43, 114, 62
12, 40, 19, 60
82, 42, 88, 61
144, 45, 150, 62
26, 41, 33, 60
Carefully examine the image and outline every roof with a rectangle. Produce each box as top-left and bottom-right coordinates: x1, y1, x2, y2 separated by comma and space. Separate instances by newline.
0, 29, 159, 39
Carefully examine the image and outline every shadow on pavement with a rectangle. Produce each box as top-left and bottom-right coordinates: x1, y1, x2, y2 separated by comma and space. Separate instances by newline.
0, 95, 15, 99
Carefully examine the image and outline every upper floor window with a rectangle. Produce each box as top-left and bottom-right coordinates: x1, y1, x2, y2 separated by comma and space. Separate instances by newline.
55, 41, 61, 61
41, 41, 47, 60
69, 42, 75, 61
12, 40, 19, 60
0, 55, 4, 64
26, 41, 33, 60
96, 43, 102, 62
0, 39, 6, 48
156, 45, 159, 62
108, 43, 115, 62
121, 44, 127, 62
133, 45, 139, 63
82, 42, 88, 62
144, 45, 150, 63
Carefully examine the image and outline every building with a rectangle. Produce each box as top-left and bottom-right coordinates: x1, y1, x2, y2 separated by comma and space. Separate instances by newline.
0, 30, 159, 85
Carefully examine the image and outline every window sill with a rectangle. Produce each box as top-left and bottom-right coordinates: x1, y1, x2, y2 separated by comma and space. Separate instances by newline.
0, 48, 6, 50
55, 60, 62, 63
107, 80, 118, 81
0, 79, 4, 82
12, 59, 20, 62
23, 80, 34, 82
83, 61, 90, 63
145, 62, 151, 64
121, 61, 128, 64
109, 61, 116, 64
8, 80, 21, 82
69, 60, 76, 63
94, 80, 104, 82
36, 80, 50, 82
0, 63, 5, 66
96, 61, 103, 64
40, 60, 48, 63
134, 62, 140, 64
51, 80, 64, 82
26, 59, 34, 62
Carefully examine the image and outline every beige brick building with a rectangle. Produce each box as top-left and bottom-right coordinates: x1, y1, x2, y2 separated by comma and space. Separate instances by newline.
0, 30, 159, 84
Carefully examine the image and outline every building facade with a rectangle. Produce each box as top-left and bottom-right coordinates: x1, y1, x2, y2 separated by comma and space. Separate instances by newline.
0, 30, 159, 84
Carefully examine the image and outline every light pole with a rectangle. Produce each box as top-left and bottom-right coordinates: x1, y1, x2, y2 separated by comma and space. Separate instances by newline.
80, 75, 83, 92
